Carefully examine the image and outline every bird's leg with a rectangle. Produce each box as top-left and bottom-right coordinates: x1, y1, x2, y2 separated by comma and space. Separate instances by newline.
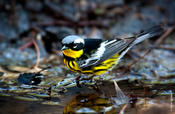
80, 75, 94, 82
75, 75, 81, 88
75, 75, 95, 87
89, 75, 95, 82
89, 75, 101, 92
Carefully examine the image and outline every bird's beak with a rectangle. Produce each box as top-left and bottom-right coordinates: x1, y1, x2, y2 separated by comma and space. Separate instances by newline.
61, 46, 68, 51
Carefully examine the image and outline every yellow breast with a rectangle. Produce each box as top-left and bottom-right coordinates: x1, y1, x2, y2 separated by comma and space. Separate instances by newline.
63, 52, 120, 75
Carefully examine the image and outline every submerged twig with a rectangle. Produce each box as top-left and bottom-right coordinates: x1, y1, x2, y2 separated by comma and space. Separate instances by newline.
113, 81, 129, 106
114, 81, 128, 101
113, 81, 129, 114
119, 103, 128, 114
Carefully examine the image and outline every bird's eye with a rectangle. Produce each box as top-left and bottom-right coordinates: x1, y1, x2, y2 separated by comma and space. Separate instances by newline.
72, 43, 78, 49
71, 43, 84, 50
73, 45, 78, 49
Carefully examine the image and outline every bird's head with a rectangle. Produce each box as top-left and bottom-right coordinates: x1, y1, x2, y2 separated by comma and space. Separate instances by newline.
61, 35, 85, 59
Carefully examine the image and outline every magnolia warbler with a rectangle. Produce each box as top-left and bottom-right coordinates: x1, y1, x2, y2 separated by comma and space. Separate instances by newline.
61, 26, 163, 76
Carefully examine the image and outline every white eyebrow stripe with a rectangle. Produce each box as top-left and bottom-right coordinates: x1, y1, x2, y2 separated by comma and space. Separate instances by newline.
74, 38, 84, 44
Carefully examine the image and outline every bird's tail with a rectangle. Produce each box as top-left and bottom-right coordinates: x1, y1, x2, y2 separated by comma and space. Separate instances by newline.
132, 25, 164, 46
117, 25, 164, 63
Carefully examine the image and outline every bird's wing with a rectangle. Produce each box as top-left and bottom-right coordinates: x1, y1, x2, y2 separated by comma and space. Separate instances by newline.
77, 37, 135, 68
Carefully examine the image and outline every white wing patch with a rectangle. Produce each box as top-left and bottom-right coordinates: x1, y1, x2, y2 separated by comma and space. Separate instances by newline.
80, 41, 106, 67
79, 40, 117, 67
92, 41, 106, 58
105, 39, 117, 45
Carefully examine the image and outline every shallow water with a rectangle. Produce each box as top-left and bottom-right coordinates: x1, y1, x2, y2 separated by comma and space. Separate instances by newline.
1, 78, 175, 114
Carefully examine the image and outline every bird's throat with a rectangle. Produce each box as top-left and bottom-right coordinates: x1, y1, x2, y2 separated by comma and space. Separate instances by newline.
62, 49, 83, 59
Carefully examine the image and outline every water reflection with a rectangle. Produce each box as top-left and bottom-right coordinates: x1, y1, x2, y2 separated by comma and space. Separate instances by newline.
64, 93, 116, 113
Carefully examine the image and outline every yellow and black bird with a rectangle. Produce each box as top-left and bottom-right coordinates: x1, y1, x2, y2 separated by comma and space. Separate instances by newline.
61, 26, 163, 76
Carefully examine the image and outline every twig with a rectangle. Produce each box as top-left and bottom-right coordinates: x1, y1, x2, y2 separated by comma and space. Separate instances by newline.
170, 90, 173, 112
18, 40, 33, 51
32, 39, 40, 69
38, 20, 109, 28
129, 50, 151, 69
10, 0, 17, 26
129, 26, 174, 69
119, 103, 128, 114
155, 26, 174, 45
154, 45, 175, 51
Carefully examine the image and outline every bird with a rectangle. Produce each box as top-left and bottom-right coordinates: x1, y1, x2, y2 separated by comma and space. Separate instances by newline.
61, 25, 163, 77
